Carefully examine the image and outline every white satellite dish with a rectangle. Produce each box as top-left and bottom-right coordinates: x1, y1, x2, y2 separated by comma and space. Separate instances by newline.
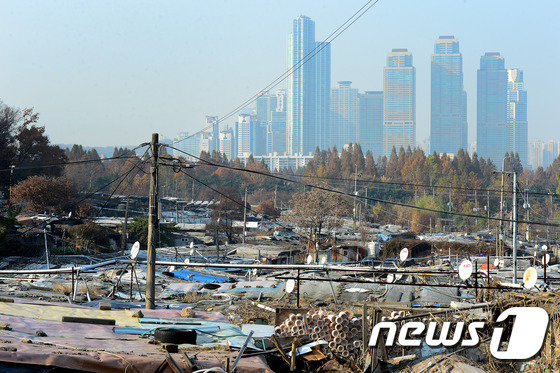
184, 258, 190, 264
168, 266, 176, 272
543, 253, 551, 265
386, 274, 395, 283
252, 268, 258, 276
285, 279, 296, 293
523, 267, 538, 289
494, 258, 500, 268
189, 242, 194, 249
399, 248, 409, 262
319, 257, 327, 265
68, 211, 72, 218
542, 245, 548, 251
130, 241, 140, 260
306, 255, 313, 264
458, 260, 473, 281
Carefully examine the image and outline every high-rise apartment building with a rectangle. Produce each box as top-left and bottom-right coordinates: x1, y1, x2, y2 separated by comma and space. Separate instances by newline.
237, 114, 257, 156
358, 91, 383, 158
430, 36, 467, 155
173, 132, 201, 162
286, 16, 331, 155
205, 116, 219, 153
256, 92, 278, 123
330, 81, 359, 150
383, 49, 416, 156
507, 68, 528, 166
219, 128, 235, 160
477, 52, 508, 166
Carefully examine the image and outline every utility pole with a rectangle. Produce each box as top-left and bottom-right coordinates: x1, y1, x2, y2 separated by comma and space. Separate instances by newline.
486, 190, 490, 230
274, 186, 278, 209
146, 133, 159, 309
512, 172, 518, 284
242, 187, 247, 244
353, 165, 358, 231
121, 197, 129, 255
498, 159, 505, 257
43, 225, 50, 269
215, 216, 221, 262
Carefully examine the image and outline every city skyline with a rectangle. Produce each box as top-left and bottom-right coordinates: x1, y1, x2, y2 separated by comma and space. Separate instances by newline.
1, 1, 558, 148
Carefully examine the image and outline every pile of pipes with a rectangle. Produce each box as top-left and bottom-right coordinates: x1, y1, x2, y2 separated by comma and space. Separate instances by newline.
275, 310, 364, 362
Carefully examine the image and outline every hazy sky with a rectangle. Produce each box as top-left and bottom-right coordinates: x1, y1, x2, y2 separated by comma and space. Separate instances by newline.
1, 0, 559, 147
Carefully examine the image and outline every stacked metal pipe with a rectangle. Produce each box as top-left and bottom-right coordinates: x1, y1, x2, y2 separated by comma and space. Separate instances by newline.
274, 309, 365, 363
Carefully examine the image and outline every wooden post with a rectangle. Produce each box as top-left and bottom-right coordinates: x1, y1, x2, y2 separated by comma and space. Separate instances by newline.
146, 133, 159, 309
296, 269, 300, 308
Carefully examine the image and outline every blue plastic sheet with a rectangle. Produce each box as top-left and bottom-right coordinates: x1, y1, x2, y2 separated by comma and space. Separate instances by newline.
172, 269, 229, 283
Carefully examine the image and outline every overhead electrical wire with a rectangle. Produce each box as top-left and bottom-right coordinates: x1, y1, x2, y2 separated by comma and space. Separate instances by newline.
164, 145, 560, 228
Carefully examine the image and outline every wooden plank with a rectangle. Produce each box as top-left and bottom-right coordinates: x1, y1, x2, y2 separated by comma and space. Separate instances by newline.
61, 316, 115, 325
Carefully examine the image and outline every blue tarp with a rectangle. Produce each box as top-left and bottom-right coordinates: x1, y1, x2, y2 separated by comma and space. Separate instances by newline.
172, 269, 229, 283
378, 234, 391, 242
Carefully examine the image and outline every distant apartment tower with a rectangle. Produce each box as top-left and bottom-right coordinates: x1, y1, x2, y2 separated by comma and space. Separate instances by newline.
383, 49, 416, 156
430, 36, 467, 155
219, 128, 235, 160
286, 15, 331, 155
256, 92, 278, 123
173, 131, 201, 161
205, 116, 219, 153
358, 91, 383, 158
237, 114, 255, 156
330, 81, 359, 150
529, 140, 560, 170
507, 68, 528, 166
477, 52, 508, 166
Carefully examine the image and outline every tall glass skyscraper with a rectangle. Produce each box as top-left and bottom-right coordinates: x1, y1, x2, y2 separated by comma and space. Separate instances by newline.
286, 16, 331, 155
477, 52, 508, 166
383, 49, 416, 156
330, 81, 359, 150
359, 91, 383, 159
507, 68, 528, 166
430, 36, 467, 155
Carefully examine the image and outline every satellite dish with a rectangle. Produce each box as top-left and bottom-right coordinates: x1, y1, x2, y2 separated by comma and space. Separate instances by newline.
458, 260, 473, 281
306, 255, 313, 264
399, 248, 409, 262
285, 279, 296, 293
319, 257, 327, 265
184, 258, 190, 264
130, 241, 140, 260
189, 249, 195, 256
523, 267, 538, 289
252, 268, 258, 276
543, 253, 551, 265
68, 211, 72, 218
499, 259, 505, 268
542, 245, 548, 251
494, 258, 500, 268
386, 274, 395, 283
189, 242, 194, 249
168, 266, 176, 272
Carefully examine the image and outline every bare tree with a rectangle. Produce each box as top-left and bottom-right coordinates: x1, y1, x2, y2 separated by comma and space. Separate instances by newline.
284, 189, 349, 241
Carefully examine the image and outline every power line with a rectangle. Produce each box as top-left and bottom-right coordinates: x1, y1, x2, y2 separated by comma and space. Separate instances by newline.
0, 151, 148, 174
177, 169, 315, 244
165, 145, 560, 228
173, 0, 382, 144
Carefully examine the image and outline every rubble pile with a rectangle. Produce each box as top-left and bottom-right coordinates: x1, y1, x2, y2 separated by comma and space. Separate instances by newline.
275, 309, 364, 363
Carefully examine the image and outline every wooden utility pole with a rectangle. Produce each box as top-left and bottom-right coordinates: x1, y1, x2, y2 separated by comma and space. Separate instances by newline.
353, 165, 358, 231
242, 187, 247, 244
274, 185, 278, 209
146, 133, 159, 309
512, 172, 518, 284
121, 197, 129, 255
